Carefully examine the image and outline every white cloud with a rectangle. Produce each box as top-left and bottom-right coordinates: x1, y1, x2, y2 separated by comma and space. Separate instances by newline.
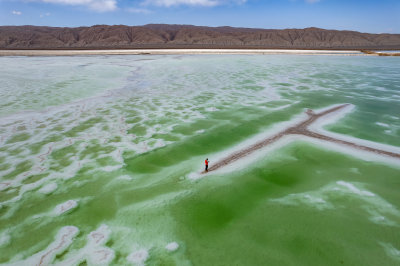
144, 0, 218, 7
40, 12, 51, 17
126, 8, 152, 14
143, 0, 246, 7
40, 0, 117, 12
12, 10, 22, 15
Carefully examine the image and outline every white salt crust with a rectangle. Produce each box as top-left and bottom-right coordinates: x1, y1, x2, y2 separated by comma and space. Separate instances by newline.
0, 56, 398, 265
0, 49, 365, 57
127, 248, 149, 265
54, 200, 78, 215
0, 233, 11, 247
61, 224, 115, 265
1, 55, 281, 207
117, 175, 133, 181
380, 242, 400, 262
165, 242, 179, 252
38, 183, 58, 194
376, 122, 390, 128
271, 181, 400, 226
5, 226, 79, 266
336, 181, 375, 197
205, 107, 219, 112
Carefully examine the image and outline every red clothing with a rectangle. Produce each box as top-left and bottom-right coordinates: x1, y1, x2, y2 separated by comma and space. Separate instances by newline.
205, 160, 208, 165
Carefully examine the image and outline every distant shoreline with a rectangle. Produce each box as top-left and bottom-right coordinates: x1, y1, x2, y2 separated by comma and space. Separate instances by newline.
0, 49, 371, 56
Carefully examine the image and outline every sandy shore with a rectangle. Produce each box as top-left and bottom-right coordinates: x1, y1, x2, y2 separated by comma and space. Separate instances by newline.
0, 49, 368, 56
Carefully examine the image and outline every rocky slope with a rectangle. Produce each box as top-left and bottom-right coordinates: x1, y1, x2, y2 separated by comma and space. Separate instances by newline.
1, 24, 399, 49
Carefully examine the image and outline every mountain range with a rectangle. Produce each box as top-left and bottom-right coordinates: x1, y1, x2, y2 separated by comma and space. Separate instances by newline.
1, 24, 400, 50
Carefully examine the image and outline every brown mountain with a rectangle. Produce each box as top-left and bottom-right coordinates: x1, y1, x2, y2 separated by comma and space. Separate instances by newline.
1, 24, 400, 50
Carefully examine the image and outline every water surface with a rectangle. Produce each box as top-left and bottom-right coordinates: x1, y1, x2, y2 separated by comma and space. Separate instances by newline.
0, 55, 399, 265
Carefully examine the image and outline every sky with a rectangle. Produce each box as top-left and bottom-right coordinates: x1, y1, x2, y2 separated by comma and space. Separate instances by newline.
0, 0, 399, 33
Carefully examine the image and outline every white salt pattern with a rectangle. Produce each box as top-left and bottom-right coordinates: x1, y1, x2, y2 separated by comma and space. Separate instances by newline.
61, 224, 115, 265
127, 248, 149, 266
0, 55, 399, 265
38, 183, 58, 194
271, 181, 400, 226
0, 233, 11, 247
5, 226, 79, 266
165, 242, 179, 252
376, 122, 390, 128
54, 200, 78, 215
117, 175, 133, 181
336, 181, 375, 197
205, 107, 218, 112
380, 242, 400, 262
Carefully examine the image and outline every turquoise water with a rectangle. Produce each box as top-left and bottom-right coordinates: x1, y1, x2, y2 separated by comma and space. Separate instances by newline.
0, 55, 399, 265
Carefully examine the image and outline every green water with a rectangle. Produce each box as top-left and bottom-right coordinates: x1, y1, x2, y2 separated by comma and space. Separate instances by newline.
0, 55, 399, 265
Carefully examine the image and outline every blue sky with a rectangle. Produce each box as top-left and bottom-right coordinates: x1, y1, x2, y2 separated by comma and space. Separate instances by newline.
0, 0, 399, 33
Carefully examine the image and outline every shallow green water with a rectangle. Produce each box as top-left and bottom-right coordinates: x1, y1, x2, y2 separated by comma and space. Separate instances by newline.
0, 55, 399, 265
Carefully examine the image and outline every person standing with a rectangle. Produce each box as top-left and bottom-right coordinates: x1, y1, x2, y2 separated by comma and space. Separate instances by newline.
205, 158, 209, 172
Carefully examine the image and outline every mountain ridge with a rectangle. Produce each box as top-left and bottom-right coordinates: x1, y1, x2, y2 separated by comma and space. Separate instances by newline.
1, 24, 399, 49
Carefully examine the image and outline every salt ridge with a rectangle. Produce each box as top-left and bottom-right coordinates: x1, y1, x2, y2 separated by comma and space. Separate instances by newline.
54, 200, 78, 215
193, 103, 400, 178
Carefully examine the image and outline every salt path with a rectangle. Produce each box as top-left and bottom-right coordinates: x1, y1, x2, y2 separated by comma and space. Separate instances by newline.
204, 104, 400, 174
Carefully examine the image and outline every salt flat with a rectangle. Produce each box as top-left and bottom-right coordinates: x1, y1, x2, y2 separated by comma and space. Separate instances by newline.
0, 49, 365, 56
0, 54, 399, 265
